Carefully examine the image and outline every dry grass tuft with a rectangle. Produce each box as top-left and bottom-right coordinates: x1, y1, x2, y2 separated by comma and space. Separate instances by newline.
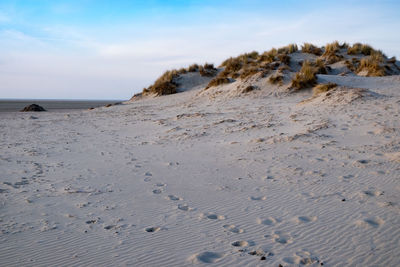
269, 73, 283, 85
314, 58, 328, 74
242, 85, 256, 93
143, 69, 180, 96
347, 43, 376, 56
188, 64, 199, 72
199, 63, 217, 77
205, 77, 231, 89
240, 66, 260, 80
277, 54, 291, 65
313, 83, 337, 95
301, 43, 322, 55
277, 44, 298, 54
323, 41, 340, 55
357, 51, 386, 76
320, 41, 343, 64
260, 48, 277, 63
387, 56, 397, 64
290, 60, 318, 90
178, 68, 187, 74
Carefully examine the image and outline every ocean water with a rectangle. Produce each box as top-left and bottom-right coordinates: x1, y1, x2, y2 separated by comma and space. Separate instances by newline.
0, 99, 124, 112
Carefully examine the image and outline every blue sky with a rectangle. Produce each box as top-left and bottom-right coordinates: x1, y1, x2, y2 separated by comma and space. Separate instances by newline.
1, 0, 399, 99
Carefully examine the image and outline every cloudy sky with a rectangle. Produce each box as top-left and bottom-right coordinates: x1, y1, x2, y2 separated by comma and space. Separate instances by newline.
1, 0, 399, 99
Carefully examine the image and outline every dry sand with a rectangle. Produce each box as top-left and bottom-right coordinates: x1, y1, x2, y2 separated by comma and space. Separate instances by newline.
1, 73, 399, 266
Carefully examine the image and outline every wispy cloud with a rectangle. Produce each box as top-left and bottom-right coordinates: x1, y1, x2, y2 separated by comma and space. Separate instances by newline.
1, 0, 399, 99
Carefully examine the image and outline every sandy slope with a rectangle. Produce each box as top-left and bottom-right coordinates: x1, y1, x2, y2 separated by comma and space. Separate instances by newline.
1, 75, 399, 266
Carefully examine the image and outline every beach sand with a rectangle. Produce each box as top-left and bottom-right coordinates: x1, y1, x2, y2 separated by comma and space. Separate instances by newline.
1, 74, 399, 266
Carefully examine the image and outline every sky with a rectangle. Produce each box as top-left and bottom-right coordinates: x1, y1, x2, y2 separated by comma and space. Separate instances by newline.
1, 0, 399, 100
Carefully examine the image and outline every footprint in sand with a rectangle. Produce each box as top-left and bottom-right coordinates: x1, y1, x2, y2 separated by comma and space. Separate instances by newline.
363, 190, 384, 197
256, 217, 279, 226
200, 213, 226, 220
188, 252, 225, 264
231, 240, 253, 247
355, 217, 384, 228
152, 189, 163, 194
223, 224, 244, 234
177, 204, 194, 211
283, 250, 320, 265
145, 226, 161, 233
266, 231, 293, 245
166, 195, 182, 201
294, 216, 317, 224
249, 196, 267, 201
353, 159, 371, 168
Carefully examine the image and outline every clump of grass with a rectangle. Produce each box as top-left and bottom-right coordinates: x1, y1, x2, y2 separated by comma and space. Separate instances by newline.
240, 66, 260, 79
323, 41, 340, 55
347, 43, 375, 55
242, 85, 256, 93
321, 41, 343, 64
188, 64, 199, 72
387, 56, 397, 64
312, 82, 337, 95
314, 58, 328, 74
143, 69, 180, 96
269, 73, 283, 85
277, 43, 298, 54
221, 57, 243, 75
259, 48, 277, 63
178, 68, 187, 74
290, 60, 318, 90
301, 43, 322, 55
199, 63, 217, 77
277, 54, 291, 65
356, 51, 386, 76
205, 77, 231, 89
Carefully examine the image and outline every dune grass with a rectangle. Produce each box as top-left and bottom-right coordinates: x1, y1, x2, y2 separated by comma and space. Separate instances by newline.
277, 43, 298, 54
357, 51, 386, 76
347, 43, 375, 55
199, 63, 217, 77
291, 60, 318, 90
188, 64, 199, 72
269, 73, 284, 85
313, 83, 337, 95
301, 43, 322, 56
240, 67, 260, 80
205, 77, 231, 89
143, 69, 179, 96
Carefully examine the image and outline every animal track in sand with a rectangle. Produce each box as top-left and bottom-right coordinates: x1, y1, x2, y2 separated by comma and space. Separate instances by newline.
294, 216, 317, 224
353, 159, 371, 167
231, 241, 250, 247
249, 196, 267, 201
355, 217, 384, 228
166, 195, 182, 201
283, 250, 320, 265
363, 190, 384, 197
145, 226, 161, 233
188, 252, 225, 264
223, 224, 244, 234
267, 231, 293, 245
256, 217, 279, 226
177, 204, 194, 211
200, 213, 226, 220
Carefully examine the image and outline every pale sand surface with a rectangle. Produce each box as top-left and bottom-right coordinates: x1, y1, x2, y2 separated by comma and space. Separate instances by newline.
1, 74, 399, 266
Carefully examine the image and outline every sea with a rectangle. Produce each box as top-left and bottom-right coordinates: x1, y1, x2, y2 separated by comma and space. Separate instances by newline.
0, 99, 124, 113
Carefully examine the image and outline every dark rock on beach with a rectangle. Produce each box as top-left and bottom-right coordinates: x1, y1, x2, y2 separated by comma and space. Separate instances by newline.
20, 104, 46, 112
